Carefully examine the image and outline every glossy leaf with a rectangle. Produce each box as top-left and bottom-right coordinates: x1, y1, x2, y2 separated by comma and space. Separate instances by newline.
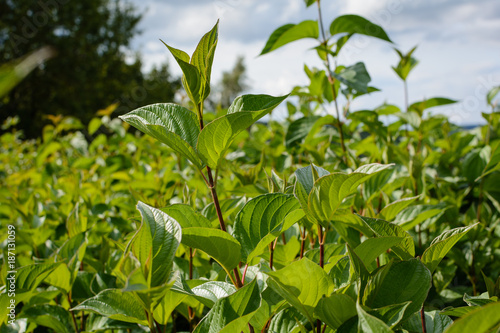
234, 193, 302, 263
23, 304, 76, 333
260, 20, 319, 55
161, 204, 213, 228
197, 94, 288, 168
119, 103, 203, 168
378, 196, 419, 221
191, 20, 218, 101
332, 62, 371, 93
133, 201, 182, 287
330, 15, 392, 43
181, 227, 241, 272
354, 236, 403, 269
71, 289, 148, 325
422, 223, 478, 273
357, 303, 394, 333
443, 302, 500, 333
363, 259, 432, 321
193, 279, 261, 333
309, 163, 393, 227
266, 258, 332, 324
315, 293, 357, 329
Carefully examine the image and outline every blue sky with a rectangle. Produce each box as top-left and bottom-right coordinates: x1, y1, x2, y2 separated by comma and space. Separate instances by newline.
129, 0, 500, 125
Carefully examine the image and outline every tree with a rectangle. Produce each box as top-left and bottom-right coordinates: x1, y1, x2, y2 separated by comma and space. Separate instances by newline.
218, 56, 249, 109
0, 0, 179, 137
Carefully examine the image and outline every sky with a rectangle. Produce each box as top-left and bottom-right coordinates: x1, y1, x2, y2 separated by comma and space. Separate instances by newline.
129, 0, 500, 125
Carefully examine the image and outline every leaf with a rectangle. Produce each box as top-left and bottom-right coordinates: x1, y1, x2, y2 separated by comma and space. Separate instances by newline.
153, 289, 188, 325
66, 202, 87, 238
119, 103, 203, 168
197, 94, 288, 168
191, 281, 237, 307
378, 196, 419, 221
0, 47, 54, 98
285, 116, 321, 149
233, 193, 302, 263
330, 15, 392, 43
268, 307, 308, 333
16, 263, 62, 292
409, 97, 457, 116
181, 227, 241, 272
357, 303, 394, 333
266, 258, 332, 324
422, 223, 478, 273
309, 163, 393, 227
260, 20, 319, 55
463, 293, 496, 307
443, 302, 500, 333
315, 294, 357, 329
23, 304, 76, 333
162, 42, 203, 106
160, 204, 213, 228
71, 289, 147, 325
370, 302, 411, 329
193, 279, 261, 333
133, 201, 182, 287
487, 86, 500, 105
303, 0, 316, 8
191, 20, 218, 101
478, 141, 500, 180
395, 203, 449, 231
363, 259, 432, 321
354, 236, 403, 269
332, 62, 371, 93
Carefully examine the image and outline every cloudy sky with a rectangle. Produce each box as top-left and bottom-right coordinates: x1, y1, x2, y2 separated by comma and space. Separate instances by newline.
129, 0, 500, 125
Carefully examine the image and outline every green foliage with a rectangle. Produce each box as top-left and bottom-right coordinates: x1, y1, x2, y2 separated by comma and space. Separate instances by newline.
1, 2, 499, 332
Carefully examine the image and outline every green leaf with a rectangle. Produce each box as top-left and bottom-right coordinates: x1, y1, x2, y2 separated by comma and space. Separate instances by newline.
191, 281, 237, 307
234, 193, 302, 263
153, 289, 188, 325
440, 306, 479, 318
193, 279, 261, 333
191, 20, 218, 101
409, 97, 457, 116
266, 258, 332, 324
395, 203, 449, 231
370, 302, 411, 329
162, 42, 203, 106
363, 259, 432, 321
378, 196, 419, 221
285, 116, 321, 149
443, 302, 500, 333
315, 294, 357, 329
268, 307, 308, 333
309, 163, 393, 227
422, 223, 478, 273
71, 289, 148, 325
119, 103, 204, 168
0, 47, 54, 98
23, 304, 76, 333
66, 202, 87, 238
330, 15, 392, 43
354, 236, 403, 269
303, 0, 316, 8
358, 216, 415, 259
181, 227, 241, 272
463, 293, 497, 307
161, 204, 213, 228
197, 94, 288, 168
16, 263, 62, 292
404, 310, 453, 333
332, 62, 371, 93
478, 141, 500, 180
133, 201, 182, 287
357, 303, 394, 333
260, 20, 319, 55
487, 86, 500, 105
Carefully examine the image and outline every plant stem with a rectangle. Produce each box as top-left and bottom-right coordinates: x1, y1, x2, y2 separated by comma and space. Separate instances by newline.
242, 264, 249, 284
316, 0, 347, 165
67, 294, 80, 333
318, 225, 325, 268
269, 243, 275, 270
420, 306, 427, 333
300, 227, 307, 259
316, 319, 322, 333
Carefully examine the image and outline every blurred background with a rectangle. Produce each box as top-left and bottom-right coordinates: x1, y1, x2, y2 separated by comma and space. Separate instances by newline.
1, 0, 499, 138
